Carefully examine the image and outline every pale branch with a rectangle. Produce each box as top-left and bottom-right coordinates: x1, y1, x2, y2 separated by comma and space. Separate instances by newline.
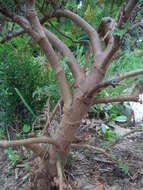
0, 136, 59, 148
92, 94, 139, 105
54, 9, 102, 57
25, 0, 72, 111
44, 28, 83, 82
114, 69, 143, 82
87, 69, 143, 97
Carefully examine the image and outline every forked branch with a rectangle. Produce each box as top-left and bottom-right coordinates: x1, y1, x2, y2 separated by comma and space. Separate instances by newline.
44, 28, 83, 82
54, 9, 102, 57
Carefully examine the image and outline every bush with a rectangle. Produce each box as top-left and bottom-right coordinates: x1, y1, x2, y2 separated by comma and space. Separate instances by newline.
0, 37, 59, 127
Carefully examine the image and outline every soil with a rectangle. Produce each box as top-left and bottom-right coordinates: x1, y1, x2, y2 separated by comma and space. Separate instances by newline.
1, 119, 143, 190
0, 148, 29, 190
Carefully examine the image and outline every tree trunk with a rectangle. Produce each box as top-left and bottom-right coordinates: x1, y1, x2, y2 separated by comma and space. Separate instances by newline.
30, 89, 92, 189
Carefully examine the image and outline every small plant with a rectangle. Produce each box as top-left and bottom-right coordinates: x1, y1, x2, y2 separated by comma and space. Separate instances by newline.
4, 148, 21, 168
23, 124, 31, 133
67, 153, 76, 166
118, 160, 129, 174
101, 123, 120, 141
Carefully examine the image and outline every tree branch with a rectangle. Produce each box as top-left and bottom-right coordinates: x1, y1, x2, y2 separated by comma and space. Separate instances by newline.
24, 0, 72, 112
44, 28, 83, 82
54, 9, 102, 57
87, 69, 143, 97
0, 136, 59, 148
92, 94, 139, 105
113, 69, 143, 82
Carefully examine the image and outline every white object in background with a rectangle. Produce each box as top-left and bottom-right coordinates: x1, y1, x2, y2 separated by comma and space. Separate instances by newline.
130, 93, 143, 123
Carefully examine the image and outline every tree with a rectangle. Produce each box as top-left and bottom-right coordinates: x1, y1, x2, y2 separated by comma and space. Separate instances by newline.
0, 0, 142, 189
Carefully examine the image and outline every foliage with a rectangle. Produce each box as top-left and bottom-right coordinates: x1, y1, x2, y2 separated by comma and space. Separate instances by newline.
15, 88, 36, 118
23, 124, 31, 133
118, 160, 129, 174
4, 148, 21, 168
0, 128, 4, 139
67, 152, 76, 166
0, 37, 51, 127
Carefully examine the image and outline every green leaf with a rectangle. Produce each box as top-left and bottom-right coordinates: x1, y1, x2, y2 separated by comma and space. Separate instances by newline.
23, 124, 31, 133
114, 115, 128, 123
101, 123, 109, 134
118, 161, 129, 174
122, 163, 129, 174
15, 88, 36, 118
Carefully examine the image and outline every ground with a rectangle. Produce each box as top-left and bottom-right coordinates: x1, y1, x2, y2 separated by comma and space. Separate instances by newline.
0, 148, 28, 190
1, 119, 143, 190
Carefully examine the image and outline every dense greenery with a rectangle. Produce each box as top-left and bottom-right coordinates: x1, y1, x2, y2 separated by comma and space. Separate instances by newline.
0, 37, 59, 126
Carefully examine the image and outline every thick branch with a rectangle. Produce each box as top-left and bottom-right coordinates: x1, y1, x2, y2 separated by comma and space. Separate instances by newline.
0, 136, 58, 148
54, 9, 102, 56
92, 94, 139, 105
44, 28, 83, 82
114, 69, 143, 82
25, 0, 72, 111
87, 69, 143, 97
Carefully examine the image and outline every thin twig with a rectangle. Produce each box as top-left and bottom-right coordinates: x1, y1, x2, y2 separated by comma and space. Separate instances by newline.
42, 97, 62, 135
49, 20, 89, 45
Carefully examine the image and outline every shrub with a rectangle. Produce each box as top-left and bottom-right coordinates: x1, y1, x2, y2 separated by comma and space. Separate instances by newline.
0, 37, 59, 127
